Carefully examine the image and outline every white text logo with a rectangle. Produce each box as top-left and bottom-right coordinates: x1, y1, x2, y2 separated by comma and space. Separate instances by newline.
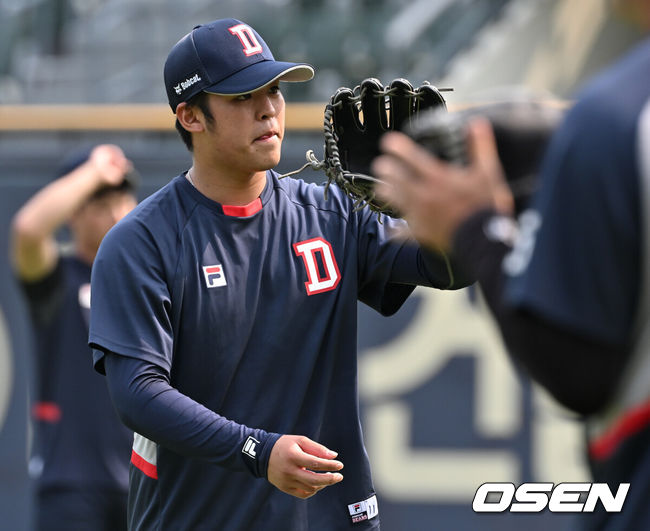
174, 73, 202, 95
472, 482, 630, 513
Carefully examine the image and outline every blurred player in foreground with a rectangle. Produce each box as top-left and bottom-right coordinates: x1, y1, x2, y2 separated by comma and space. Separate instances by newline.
87, 17, 472, 531
11, 144, 138, 531
372, 1, 650, 529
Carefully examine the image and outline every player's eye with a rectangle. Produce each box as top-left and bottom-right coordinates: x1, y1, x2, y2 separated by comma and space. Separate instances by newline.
269, 85, 281, 95
234, 93, 252, 101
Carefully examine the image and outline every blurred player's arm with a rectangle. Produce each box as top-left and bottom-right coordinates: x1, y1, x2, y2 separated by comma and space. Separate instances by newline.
451, 209, 626, 416
10, 144, 131, 281
102, 351, 343, 499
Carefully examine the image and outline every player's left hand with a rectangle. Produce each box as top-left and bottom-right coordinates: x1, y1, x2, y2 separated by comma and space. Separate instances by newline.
267, 435, 344, 499
372, 118, 513, 251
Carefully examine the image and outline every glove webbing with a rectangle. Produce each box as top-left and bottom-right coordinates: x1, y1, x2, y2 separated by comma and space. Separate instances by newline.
280, 103, 384, 215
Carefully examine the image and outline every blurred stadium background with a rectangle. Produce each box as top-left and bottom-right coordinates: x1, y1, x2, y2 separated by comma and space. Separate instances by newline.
0, 0, 645, 529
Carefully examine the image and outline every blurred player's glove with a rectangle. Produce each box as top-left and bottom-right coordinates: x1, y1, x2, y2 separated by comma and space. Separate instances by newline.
404, 96, 565, 214
282, 78, 447, 217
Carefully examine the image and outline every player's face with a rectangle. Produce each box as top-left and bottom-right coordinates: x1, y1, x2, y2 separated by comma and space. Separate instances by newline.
71, 190, 137, 254
200, 84, 285, 176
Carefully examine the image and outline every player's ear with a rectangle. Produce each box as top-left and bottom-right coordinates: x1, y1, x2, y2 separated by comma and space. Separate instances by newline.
176, 102, 205, 133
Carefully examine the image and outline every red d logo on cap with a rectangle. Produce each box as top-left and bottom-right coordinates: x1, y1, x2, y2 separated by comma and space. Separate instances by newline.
229, 24, 263, 57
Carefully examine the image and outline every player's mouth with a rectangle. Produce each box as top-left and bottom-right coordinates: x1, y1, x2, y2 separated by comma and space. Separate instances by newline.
254, 130, 279, 143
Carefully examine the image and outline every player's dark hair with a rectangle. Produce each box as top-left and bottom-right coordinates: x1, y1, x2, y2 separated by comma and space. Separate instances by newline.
175, 91, 214, 151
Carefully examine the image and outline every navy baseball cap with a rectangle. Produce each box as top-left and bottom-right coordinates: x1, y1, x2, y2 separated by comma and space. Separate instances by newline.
164, 18, 314, 112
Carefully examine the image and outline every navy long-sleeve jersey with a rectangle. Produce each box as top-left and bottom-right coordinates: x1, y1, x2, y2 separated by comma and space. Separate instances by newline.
89, 170, 466, 530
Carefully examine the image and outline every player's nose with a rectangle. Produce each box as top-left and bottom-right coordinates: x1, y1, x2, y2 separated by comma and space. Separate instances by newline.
256, 95, 281, 120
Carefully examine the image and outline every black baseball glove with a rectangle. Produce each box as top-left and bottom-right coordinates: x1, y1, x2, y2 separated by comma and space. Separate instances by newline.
321, 78, 448, 216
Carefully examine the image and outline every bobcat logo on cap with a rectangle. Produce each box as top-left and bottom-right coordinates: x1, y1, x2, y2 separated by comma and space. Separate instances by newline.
174, 73, 203, 95
229, 24, 263, 56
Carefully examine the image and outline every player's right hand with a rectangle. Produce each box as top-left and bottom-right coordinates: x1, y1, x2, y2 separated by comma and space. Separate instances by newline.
267, 435, 344, 499
87, 144, 133, 187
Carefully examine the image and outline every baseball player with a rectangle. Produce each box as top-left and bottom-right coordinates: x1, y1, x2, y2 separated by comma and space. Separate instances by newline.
11, 145, 137, 531
372, 1, 650, 529
88, 18, 472, 530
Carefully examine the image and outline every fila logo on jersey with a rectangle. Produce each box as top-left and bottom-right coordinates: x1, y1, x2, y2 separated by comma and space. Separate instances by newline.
202, 264, 227, 288
242, 436, 260, 459
347, 495, 378, 523
229, 24, 263, 56
293, 237, 341, 295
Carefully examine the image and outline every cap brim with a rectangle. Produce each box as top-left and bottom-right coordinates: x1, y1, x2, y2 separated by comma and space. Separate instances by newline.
204, 61, 314, 96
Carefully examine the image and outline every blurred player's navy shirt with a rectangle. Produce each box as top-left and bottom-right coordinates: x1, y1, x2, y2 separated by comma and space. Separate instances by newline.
504, 42, 648, 347
89, 170, 444, 530
506, 37, 650, 531
21, 255, 131, 493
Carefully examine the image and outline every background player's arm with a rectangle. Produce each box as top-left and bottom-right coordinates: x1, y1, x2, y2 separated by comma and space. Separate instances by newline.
10, 144, 131, 281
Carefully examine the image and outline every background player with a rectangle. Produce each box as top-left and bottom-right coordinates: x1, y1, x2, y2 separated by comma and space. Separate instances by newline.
10, 144, 138, 531
88, 18, 472, 530
372, 0, 650, 528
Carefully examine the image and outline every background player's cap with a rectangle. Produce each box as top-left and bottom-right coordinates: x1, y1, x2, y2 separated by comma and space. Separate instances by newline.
164, 18, 314, 112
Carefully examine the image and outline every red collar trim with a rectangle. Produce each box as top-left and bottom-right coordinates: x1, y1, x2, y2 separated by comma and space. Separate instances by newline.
222, 198, 263, 217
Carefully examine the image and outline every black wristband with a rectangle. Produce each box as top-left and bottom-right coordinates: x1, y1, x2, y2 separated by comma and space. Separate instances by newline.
447, 208, 519, 322
451, 209, 515, 281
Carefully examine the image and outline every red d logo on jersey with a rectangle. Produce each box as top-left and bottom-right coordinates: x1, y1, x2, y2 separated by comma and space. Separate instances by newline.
293, 238, 340, 295
229, 24, 263, 57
